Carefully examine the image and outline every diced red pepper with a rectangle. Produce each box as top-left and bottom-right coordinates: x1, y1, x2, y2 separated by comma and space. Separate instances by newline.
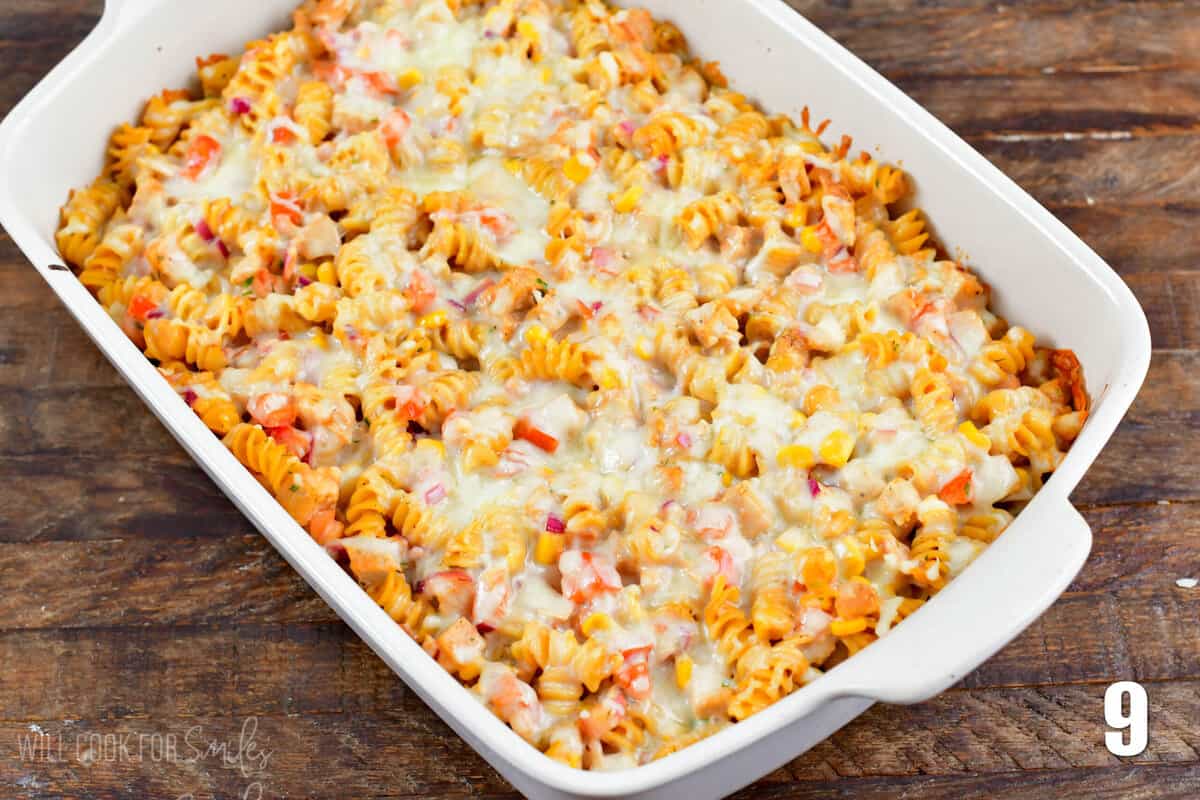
252, 268, 274, 298
397, 398, 425, 421
271, 126, 298, 145
267, 425, 312, 461
381, 109, 411, 150
311, 60, 350, 86
360, 70, 398, 95
127, 293, 158, 323
182, 134, 221, 180
703, 546, 737, 587
270, 192, 304, 227
248, 392, 297, 428
614, 646, 653, 699
514, 419, 558, 453
938, 468, 974, 506
404, 269, 437, 313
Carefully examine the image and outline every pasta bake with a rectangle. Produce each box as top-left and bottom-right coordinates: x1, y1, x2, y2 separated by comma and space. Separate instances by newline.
56, 0, 1088, 769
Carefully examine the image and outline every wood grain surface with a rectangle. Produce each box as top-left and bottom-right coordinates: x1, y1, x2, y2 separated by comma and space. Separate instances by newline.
1, 1, 1198, 797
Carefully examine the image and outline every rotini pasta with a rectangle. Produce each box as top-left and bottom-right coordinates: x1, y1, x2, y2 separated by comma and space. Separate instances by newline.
58, 0, 1087, 770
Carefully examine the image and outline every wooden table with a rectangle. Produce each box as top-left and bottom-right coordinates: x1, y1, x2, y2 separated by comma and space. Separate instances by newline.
1, 1, 1197, 797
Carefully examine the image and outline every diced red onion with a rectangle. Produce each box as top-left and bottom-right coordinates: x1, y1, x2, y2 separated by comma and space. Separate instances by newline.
476, 622, 495, 634
424, 484, 447, 505
618, 120, 635, 136
195, 219, 215, 242
216, 240, 231, 259
446, 299, 466, 311
230, 97, 251, 115
324, 539, 348, 563
297, 275, 313, 287
463, 278, 494, 307
182, 389, 198, 406
545, 514, 565, 533
145, 309, 165, 319
675, 432, 692, 449
591, 301, 603, 313
808, 477, 822, 497
413, 579, 426, 595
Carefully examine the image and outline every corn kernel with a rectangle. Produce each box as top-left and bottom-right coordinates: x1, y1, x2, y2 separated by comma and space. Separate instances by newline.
582, 612, 614, 635
721, 471, 733, 487
516, 18, 541, 43
784, 204, 808, 230
801, 547, 837, 589
564, 153, 594, 184
799, 140, 825, 155
610, 184, 644, 214
534, 530, 564, 565
830, 617, 869, 636
297, 261, 318, 281
503, 157, 523, 175
775, 528, 807, 554
415, 438, 445, 458
524, 324, 549, 344
540, 66, 552, 83
791, 411, 808, 430
316, 261, 338, 285
804, 385, 840, 414
396, 68, 424, 90
839, 536, 865, 577
929, 352, 948, 372
819, 429, 855, 467
310, 329, 328, 350
622, 588, 646, 621
776, 444, 815, 470
959, 421, 991, 450
635, 337, 653, 360
675, 655, 693, 689
800, 225, 823, 253
596, 368, 621, 390
418, 310, 448, 329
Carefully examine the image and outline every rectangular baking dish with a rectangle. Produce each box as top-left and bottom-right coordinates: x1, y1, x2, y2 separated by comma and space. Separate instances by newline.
0, 0, 1151, 797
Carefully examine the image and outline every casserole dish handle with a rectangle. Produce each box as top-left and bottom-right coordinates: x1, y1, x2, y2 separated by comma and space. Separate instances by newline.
833, 493, 1092, 704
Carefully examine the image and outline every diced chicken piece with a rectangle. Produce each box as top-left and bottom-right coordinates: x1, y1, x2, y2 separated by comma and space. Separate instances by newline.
421, 569, 476, 618
723, 482, 774, 538
341, 535, 406, 585
296, 214, 341, 260
436, 616, 487, 681
479, 663, 544, 742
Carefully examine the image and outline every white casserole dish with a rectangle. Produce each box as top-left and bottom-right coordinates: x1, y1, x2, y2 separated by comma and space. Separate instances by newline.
0, 0, 1151, 796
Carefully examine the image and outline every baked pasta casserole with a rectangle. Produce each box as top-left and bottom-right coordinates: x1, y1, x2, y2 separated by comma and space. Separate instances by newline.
56, 0, 1089, 770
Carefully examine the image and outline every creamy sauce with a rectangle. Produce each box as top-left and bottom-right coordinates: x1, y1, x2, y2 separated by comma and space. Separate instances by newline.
60, 0, 1086, 772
